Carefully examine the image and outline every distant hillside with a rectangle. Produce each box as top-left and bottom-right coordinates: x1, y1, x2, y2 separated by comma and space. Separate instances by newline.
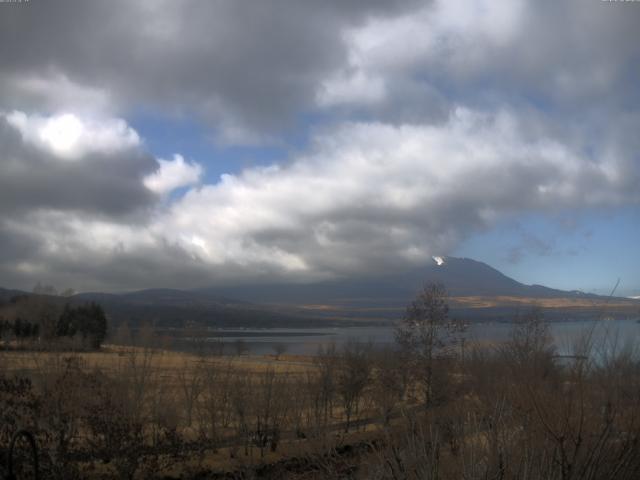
69, 288, 355, 328
0, 287, 37, 303
0, 287, 347, 329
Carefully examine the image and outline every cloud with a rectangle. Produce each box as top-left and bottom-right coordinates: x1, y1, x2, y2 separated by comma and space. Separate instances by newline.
0, 1, 639, 291
153, 108, 637, 280
317, 71, 387, 108
144, 154, 202, 195
1, 0, 638, 142
6, 111, 140, 160
3, 107, 637, 291
319, 0, 640, 127
0, 111, 155, 217
0, 0, 421, 143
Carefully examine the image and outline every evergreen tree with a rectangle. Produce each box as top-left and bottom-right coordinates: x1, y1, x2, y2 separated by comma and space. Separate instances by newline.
55, 303, 108, 349
56, 304, 76, 337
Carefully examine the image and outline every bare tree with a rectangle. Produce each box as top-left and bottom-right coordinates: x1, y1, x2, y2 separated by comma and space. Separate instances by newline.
177, 359, 204, 428
395, 283, 462, 407
113, 321, 132, 347
195, 361, 235, 452
251, 367, 289, 457
312, 343, 338, 430
272, 343, 287, 360
503, 307, 556, 376
371, 346, 406, 425
336, 340, 372, 432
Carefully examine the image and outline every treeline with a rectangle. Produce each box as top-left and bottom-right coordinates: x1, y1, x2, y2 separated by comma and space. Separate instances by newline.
0, 296, 107, 350
55, 303, 108, 349
0, 317, 40, 339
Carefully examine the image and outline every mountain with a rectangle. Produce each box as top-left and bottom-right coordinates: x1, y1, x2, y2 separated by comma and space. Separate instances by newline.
2, 257, 637, 327
194, 257, 637, 322
195, 256, 601, 304
74, 288, 246, 309
0, 287, 28, 302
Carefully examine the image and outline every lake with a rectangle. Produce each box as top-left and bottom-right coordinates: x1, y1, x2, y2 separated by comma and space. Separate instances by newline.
178, 318, 640, 357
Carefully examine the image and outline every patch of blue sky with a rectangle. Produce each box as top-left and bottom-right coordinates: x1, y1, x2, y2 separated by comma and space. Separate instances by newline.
455, 206, 640, 296
128, 112, 289, 184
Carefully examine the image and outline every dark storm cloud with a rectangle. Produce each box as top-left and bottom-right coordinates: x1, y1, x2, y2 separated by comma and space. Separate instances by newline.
0, 0, 424, 141
0, 0, 637, 138
0, 224, 41, 264
0, 116, 157, 217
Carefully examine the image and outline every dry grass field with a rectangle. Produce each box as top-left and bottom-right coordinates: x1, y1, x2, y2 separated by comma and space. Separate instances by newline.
3, 305, 640, 479
0, 342, 411, 478
1, 345, 316, 377
450, 295, 640, 309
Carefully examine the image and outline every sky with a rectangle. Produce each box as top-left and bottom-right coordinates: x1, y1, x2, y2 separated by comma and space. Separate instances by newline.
0, 0, 639, 296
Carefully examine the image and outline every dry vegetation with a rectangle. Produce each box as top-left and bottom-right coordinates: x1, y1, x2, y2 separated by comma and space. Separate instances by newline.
0, 337, 409, 479
2, 284, 640, 479
450, 295, 640, 309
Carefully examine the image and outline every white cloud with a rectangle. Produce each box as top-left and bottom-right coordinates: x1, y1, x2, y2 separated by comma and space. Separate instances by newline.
1, 106, 638, 290
314, 0, 525, 109
1, 1, 639, 291
317, 70, 386, 108
142, 107, 636, 282
144, 154, 203, 194
1, 71, 113, 115
316, 0, 637, 116
0, 111, 156, 219
6, 111, 140, 160
434, 0, 526, 47
0, 1, 422, 144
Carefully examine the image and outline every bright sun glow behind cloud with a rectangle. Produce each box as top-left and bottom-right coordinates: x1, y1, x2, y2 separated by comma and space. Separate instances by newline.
6, 110, 140, 160
39, 113, 83, 156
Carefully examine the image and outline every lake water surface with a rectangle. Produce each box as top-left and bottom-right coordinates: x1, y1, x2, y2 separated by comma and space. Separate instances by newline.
187, 319, 640, 356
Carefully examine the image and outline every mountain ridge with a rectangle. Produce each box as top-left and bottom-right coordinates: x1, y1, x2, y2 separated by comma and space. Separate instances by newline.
194, 256, 608, 304
1, 257, 637, 326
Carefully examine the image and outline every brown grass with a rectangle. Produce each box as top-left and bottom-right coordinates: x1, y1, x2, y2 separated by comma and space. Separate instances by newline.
450, 295, 640, 309
0, 344, 317, 376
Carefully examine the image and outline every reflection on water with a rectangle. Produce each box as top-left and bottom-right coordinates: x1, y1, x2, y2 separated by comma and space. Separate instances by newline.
180, 319, 640, 356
